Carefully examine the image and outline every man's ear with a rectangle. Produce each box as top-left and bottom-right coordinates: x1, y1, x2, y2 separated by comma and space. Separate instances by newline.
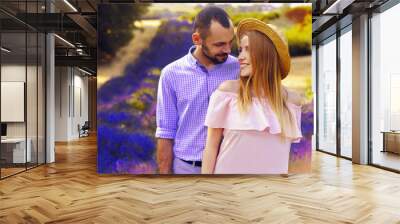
192, 32, 202, 45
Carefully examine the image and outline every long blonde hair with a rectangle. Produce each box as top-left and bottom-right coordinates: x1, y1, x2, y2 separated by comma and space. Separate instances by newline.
238, 31, 296, 139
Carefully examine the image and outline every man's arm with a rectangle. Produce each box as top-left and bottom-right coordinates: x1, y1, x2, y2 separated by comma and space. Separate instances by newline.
155, 67, 178, 174
156, 138, 174, 174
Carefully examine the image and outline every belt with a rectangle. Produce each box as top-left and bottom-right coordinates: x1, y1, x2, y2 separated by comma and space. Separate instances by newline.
180, 158, 202, 167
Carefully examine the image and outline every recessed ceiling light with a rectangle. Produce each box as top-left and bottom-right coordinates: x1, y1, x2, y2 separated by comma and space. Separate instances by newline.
1, 47, 11, 53
322, 0, 354, 15
54, 34, 75, 48
78, 67, 93, 76
63, 0, 78, 12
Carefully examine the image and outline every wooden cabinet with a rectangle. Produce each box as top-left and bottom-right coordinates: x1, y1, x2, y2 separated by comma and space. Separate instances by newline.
382, 132, 400, 154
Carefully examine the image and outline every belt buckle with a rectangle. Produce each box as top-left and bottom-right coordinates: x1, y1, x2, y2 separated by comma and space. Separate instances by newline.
191, 161, 196, 167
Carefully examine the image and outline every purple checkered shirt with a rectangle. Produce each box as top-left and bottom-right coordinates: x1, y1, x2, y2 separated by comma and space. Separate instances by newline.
155, 46, 240, 161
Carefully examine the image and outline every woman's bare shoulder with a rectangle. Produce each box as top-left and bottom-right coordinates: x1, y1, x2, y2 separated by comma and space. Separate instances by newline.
218, 80, 240, 93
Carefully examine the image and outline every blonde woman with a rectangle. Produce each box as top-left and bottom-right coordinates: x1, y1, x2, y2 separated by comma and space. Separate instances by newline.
201, 18, 303, 174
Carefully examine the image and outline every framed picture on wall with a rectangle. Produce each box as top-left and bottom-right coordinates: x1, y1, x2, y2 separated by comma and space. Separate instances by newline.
1, 81, 25, 122
97, 3, 313, 175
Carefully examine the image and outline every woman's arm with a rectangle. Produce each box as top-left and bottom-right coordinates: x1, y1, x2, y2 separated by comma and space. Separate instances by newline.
201, 127, 224, 174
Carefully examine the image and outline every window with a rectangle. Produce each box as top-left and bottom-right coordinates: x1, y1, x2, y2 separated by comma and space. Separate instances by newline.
339, 27, 352, 158
317, 35, 337, 154
371, 3, 400, 171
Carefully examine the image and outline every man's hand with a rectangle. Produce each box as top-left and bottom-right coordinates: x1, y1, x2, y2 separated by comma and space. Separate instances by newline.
156, 138, 174, 174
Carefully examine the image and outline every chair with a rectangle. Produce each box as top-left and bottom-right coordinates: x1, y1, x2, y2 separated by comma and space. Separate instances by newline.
78, 121, 90, 138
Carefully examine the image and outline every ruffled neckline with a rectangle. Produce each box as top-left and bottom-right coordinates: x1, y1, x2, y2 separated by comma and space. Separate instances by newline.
205, 89, 302, 141
214, 89, 302, 109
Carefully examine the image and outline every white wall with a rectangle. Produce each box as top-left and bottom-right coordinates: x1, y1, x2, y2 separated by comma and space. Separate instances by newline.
1, 65, 26, 140
55, 67, 69, 141
1, 65, 34, 138
55, 67, 89, 141
1, 64, 26, 81
1, 63, 46, 164
72, 73, 89, 138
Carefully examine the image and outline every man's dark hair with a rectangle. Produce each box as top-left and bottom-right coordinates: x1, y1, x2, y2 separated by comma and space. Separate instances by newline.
193, 6, 231, 39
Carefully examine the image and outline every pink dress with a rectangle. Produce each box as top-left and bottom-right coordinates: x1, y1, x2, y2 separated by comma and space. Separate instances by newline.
204, 89, 302, 174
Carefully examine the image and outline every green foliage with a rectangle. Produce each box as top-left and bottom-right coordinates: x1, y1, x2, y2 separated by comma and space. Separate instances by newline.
128, 87, 154, 111
99, 4, 150, 65
178, 8, 202, 23
285, 14, 312, 56
284, 5, 312, 24
304, 76, 314, 102
178, 8, 280, 27
178, 5, 312, 56
228, 11, 280, 26
149, 68, 161, 76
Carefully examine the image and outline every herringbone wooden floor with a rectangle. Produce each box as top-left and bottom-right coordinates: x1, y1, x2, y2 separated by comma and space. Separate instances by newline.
1, 135, 400, 224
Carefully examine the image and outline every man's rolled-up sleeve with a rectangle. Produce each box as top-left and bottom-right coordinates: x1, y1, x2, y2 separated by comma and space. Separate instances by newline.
155, 69, 178, 139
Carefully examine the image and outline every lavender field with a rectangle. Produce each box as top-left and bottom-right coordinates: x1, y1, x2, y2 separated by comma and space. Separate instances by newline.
98, 3, 313, 174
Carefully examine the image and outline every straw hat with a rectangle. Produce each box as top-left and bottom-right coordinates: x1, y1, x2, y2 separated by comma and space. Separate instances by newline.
236, 18, 291, 79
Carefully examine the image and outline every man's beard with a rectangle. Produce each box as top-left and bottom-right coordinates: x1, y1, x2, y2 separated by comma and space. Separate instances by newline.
201, 44, 228, 64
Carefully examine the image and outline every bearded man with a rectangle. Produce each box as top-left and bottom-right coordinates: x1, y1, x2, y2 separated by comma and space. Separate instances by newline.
155, 6, 240, 174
